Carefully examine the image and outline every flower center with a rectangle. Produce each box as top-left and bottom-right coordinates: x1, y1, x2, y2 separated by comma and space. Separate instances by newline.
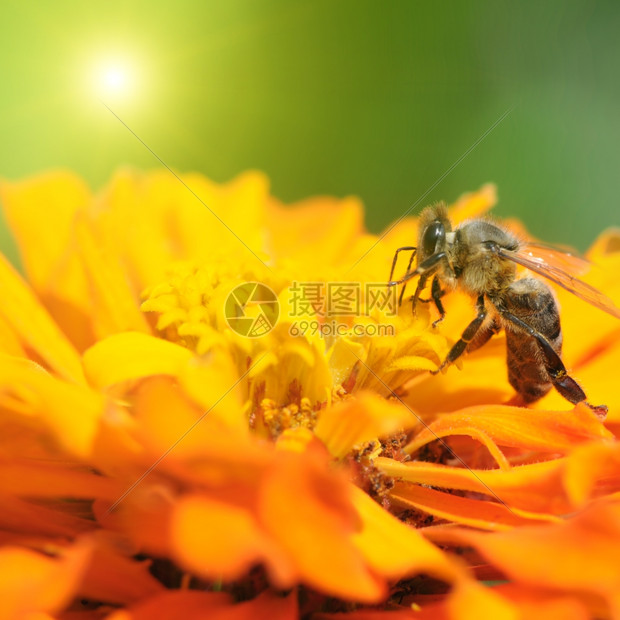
141, 260, 277, 354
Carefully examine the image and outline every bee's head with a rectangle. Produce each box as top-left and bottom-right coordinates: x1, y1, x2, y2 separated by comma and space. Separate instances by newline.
417, 203, 452, 262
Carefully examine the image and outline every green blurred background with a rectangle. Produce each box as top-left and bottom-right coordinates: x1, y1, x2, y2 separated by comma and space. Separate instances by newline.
1, 0, 619, 264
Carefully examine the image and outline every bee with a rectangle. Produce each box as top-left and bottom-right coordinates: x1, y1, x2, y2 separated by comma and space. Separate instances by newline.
387, 203, 620, 415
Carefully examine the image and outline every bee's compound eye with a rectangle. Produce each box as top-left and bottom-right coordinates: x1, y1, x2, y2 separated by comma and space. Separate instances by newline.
422, 221, 445, 256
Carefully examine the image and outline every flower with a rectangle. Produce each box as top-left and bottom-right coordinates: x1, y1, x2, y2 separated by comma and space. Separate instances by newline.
0, 169, 619, 618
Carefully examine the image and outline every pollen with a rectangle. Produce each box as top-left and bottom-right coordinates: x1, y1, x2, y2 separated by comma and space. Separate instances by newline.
257, 396, 318, 438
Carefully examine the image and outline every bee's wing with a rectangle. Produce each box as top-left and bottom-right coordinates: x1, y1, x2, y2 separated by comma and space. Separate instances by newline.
519, 242, 591, 275
497, 244, 620, 319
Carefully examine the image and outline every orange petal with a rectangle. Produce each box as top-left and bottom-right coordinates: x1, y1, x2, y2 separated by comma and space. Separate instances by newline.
314, 392, 417, 459
257, 451, 385, 602
563, 441, 620, 507
0, 460, 120, 501
210, 590, 298, 620
0, 492, 94, 538
78, 535, 164, 605
373, 581, 519, 620
375, 457, 569, 514
390, 482, 561, 531
445, 498, 620, 616
0, 538, 91, 619
491, 584, 592, 620
131, 375, 242, 461
350, 486, 463, 583
0, 255, 86, 384
171, 494, 291, 583
406, 583, 591, 620
105, 591, 232, 620
405, 403, 613, 461
315, 611, 431, 620
106, 589, 297, 620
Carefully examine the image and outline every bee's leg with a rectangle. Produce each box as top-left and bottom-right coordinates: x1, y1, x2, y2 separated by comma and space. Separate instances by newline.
399, 248, 418, 306
389, 251, 448, 314
431, 295, 486, 375
409, 275, 428, 315
388, 246, 417, 307
499, 308, 607, 417
430, 276, 446, 327
466, 317, 501, 353
388, 251, 447, 287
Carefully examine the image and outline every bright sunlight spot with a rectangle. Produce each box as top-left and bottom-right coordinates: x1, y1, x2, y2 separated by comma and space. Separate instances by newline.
102, 67, 126, 92
92, 59, 136, 101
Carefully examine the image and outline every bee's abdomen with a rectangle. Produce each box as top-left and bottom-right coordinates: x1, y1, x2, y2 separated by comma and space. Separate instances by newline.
502, 278, 562, 403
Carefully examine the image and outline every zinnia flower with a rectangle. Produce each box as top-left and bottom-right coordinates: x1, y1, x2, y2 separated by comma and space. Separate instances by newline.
0, 169, 619, 619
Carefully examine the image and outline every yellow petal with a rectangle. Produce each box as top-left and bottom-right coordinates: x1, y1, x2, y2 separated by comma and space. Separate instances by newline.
0, 313, 25, 357
0, 171, 88, 281
446, 580, 519, 620
0, 355, 103, 458
0, 171, 96, 351
82, 332, 193, 389
449, 183, 498, 224
74, 215, 151, 339
267, 194, 364, 266
314, 391, 417, 459
0, 255, 86, 384
99, 170, 270, 291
